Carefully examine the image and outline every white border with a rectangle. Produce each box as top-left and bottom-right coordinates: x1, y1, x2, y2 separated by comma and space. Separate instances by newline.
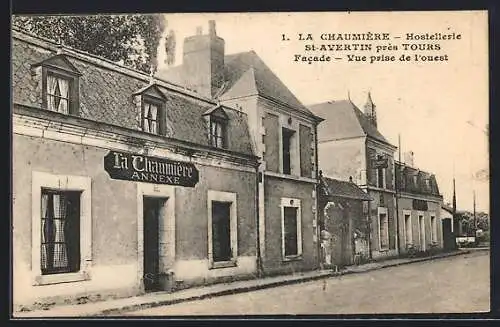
280, 197, 302, 260
207, 190, 238, 268
31, 171, 92, 286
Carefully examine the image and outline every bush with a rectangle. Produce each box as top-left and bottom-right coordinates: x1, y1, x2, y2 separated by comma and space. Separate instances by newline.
476, 231, 490, 243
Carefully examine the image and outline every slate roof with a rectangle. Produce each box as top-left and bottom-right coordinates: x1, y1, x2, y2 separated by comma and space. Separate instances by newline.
158, 51, 320, 119
11, 30, 255, 156
308, 100, 393, 146
395, 161, 441, 196
319, 176, 372, 201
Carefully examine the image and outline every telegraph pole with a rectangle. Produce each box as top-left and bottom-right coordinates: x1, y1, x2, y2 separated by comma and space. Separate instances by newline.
473, 190, 477, 239
395, 134, 401, 255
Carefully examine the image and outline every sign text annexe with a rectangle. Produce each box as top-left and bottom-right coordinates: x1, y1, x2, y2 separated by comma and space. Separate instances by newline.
104, 151, 199, 187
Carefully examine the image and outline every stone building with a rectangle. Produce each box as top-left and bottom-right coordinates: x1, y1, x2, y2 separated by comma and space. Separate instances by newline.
12, 27, 261, 309
310, 95, 444, 259
309, 95, 398, 260
395, 159, 444, 253
317, 173, 372, 268
157, 21, 324, 276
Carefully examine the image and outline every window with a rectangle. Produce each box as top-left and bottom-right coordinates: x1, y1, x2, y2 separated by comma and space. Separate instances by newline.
281, 198, 302, 259
282, 128, 295, 175
32, 171, 91, 285
41, 189, 81, 275
210, 118, 226, 148
378, 208, 389, 250
142, 100, 160, 134
33, 54, 81, 115
404, 213, 412, 245
46, 74, 70, 113
211, 202, 232, 262
207, 190, 238, 268
431, 215, 437, 243
376, 155, 386, 188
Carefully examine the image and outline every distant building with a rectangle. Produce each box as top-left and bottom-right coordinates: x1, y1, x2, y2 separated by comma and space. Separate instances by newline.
309, 95, 398, 260
310, 94, 444, 259
395, 160, 444, 253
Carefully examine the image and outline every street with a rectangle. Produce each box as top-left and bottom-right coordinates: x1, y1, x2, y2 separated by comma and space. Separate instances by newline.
125, 251, 489, 315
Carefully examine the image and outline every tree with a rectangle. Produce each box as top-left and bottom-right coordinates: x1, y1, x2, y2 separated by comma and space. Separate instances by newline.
12, 14, 166, 73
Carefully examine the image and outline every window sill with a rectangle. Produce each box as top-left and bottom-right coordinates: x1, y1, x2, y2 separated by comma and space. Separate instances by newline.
209, 260, 237, 270
282, 255, 303, 262
33, 270, 90, 286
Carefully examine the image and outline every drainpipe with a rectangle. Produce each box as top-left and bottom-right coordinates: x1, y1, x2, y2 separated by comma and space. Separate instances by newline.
255, 162, 263, 278
314, 122, 321, 269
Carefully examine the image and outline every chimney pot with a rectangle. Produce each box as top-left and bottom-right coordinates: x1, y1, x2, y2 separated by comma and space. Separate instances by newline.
209, 20, 216, 36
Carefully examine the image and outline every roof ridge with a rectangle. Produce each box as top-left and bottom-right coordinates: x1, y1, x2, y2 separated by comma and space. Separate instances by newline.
12, 28, 215, 104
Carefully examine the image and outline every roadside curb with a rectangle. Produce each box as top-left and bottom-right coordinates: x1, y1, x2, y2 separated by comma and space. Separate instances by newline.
98, 249, 476, 316
17, 249, 485, 317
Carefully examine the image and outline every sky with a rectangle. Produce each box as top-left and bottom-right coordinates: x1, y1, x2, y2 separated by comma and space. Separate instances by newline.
156, 11, 489, 213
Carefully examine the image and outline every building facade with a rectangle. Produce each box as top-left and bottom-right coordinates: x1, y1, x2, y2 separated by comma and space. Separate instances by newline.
310, 95, 399, 260
395, 159, 444, 254
12, 28, 261, 309
317, 173, 372, 268
157, 21, 324, 276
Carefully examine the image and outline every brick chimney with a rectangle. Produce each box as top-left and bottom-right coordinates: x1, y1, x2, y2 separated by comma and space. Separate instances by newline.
182, 20, 225, 99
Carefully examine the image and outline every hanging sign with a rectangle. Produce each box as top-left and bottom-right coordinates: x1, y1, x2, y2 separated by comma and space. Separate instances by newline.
104, 150, 199, 187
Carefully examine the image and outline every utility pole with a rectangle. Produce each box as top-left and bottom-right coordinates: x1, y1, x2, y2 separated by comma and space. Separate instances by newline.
394, 134, 401, 255
473, 190, 477, 239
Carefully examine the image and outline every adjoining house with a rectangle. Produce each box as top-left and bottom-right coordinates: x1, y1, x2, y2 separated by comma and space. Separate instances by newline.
309, 94, 445, 260
12, 27, 260, 309
309, 95, 398, 260
157, 21, 324, 276
440, 205, 457, 251
395, 157, 444, 254
317, 172, 372, 268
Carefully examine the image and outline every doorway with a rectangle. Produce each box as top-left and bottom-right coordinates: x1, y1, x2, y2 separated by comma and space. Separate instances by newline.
143, 197, 165, 292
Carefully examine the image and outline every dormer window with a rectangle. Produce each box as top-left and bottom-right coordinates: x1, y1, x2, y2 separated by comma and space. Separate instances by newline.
142, 99, 161, 134
133, 84, 167, 136
210, 118, 226, 148
32, 54, 82, 115
203, 105, 229, 149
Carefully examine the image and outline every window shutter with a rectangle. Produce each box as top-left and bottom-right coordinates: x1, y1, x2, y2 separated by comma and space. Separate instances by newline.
385, 156, 393, 190
366, 148, 377, 186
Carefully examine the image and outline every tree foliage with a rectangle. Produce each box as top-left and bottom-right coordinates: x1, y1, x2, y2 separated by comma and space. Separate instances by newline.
12, 14, 166, 73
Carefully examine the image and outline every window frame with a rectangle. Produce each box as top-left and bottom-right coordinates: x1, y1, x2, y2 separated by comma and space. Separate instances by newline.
31, 171, 92, 286
207, 190, 238, 269
377, 207, 389, 251
209, 116, 227, 149
40, 189, 81, 275
403, 210, 413, 246
430, 214, 438, 243
141, 95, 166, 136
41, 66, 80, 116
281, 197, 302, 260
281, 127, 296, 175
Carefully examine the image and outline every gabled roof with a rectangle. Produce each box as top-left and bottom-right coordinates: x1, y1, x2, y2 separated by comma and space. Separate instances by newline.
31, 53, 82, 76
309, 100, 393, 146
320, 176, 372, 201
158, 51, 320, 119
133, 83, 166, 100
202, 104, 229, 120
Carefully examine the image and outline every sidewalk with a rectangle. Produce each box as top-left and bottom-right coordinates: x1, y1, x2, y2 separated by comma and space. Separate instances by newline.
14, 248, 483, 318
